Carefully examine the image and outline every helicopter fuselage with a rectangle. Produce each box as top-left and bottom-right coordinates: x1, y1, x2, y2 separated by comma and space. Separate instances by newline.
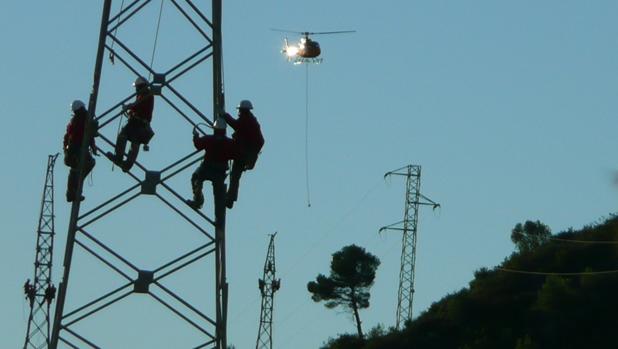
297, 37, 321, 58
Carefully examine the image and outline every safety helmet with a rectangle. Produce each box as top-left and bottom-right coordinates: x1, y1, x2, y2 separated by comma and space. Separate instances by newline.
133, 76, 148, 87
237, 99, 253, 110
71, 100, 86, 113
213, 118, 227, 131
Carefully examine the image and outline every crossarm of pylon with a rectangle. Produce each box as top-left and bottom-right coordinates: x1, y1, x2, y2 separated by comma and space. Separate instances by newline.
149, 292, 216, 340
418, 194, 440, 209
379, 220, 405, 233
153, 281, 217, 326
383, 166, 411, 178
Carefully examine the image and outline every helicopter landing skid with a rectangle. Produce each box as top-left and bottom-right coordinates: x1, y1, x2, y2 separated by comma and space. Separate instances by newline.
291, 57, 323, 65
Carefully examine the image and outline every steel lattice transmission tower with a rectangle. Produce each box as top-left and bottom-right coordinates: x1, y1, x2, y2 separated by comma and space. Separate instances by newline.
23, 154, 59, 349
255, 233, 281, 349
50, 1, 227, 348
380, 165, 439, 329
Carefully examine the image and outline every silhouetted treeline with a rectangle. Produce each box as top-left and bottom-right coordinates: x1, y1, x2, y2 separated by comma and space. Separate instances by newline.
320, 215, 618, 349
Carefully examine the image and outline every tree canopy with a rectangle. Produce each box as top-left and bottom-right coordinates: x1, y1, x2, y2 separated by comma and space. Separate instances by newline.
307, 244, 380, 338
511, 220, 551, 252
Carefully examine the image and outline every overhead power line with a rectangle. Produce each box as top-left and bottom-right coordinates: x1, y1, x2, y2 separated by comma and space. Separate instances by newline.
550, 237, 618, 244
498, 267, 618, 276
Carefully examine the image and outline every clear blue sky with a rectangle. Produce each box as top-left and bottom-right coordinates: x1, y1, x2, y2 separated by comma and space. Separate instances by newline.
2, 1, 617, 348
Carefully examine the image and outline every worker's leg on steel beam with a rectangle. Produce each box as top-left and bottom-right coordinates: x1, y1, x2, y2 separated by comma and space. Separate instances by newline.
82, 153, 96, 179
226, 158, 244, 209
212, 176, 226, 224
187, 164, 205, 209
66, 169, 84, 202
123, 142, 140, 172
110, 130, 128, 165
66, 170, 78, 202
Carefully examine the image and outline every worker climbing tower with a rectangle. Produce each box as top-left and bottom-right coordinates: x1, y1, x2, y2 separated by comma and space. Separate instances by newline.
23, 154, 59, 349
380, 165, 439, 329
255, 233, 281, 349
50, 1, 227, 348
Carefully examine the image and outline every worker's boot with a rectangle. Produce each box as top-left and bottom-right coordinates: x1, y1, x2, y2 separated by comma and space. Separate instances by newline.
186, 180, 204, 209
105, 151, 121, 165
66, 170, 84, 202
186, 192, 204, 210
226, 162, 242, 209
122, 143, 140, 172
112, 134, 128, 164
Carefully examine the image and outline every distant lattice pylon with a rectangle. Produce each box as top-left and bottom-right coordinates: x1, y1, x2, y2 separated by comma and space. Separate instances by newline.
380, 165, 440, 329
256, 233, 281, 349
23, 154, 59, 349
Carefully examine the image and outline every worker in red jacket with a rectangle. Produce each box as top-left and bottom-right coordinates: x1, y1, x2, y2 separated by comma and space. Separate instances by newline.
186, 119, 237, 210
63, 100, 97, 202
222, 100, 264, 208
107, 76, 155, 171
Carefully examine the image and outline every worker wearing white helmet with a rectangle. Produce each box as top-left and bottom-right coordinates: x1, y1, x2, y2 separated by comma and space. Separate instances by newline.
63, 99, 98, 202
107, 76, 155, 171
186, 117, 237, 210
221, 99, 264, 208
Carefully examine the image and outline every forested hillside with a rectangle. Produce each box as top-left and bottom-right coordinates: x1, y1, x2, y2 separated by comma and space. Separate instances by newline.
321, 215, 618, 349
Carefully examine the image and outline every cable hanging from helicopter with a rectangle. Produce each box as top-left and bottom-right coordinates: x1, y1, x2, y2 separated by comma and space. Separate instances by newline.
273, 28, 355, 206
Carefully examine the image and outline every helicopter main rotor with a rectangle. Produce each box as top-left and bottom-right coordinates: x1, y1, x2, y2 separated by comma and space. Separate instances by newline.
271, 28, 356, 37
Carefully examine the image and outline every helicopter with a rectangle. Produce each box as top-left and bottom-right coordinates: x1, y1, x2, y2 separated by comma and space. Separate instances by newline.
272, 29, 355, 64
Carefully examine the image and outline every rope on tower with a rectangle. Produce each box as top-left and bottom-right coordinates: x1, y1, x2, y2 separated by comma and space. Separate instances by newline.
108, 0, 126, 64
148, 0, 165, 80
